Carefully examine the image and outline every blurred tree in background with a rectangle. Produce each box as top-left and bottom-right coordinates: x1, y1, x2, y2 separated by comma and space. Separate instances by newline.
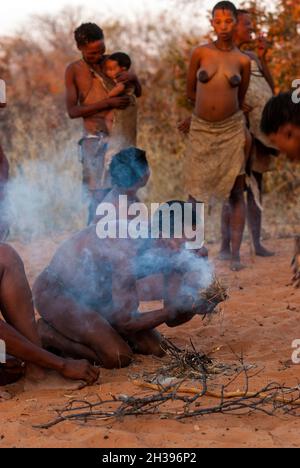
0, 1, 299, 239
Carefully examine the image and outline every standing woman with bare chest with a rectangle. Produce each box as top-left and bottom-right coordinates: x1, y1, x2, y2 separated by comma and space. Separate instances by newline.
184, 1, 251, 271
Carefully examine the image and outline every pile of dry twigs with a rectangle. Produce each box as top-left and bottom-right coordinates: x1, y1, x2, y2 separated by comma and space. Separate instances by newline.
152, 338, 245, 381
35, 340, 300, 430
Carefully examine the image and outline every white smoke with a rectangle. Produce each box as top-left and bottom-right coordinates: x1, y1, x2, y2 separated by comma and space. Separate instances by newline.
5, 145, 87, 240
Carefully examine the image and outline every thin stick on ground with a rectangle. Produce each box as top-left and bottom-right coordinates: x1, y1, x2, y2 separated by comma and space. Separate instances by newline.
132, 380, 300, 405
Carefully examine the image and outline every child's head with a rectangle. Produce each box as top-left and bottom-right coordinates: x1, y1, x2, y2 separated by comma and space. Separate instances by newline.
211, 1, 238, 40
110, 147, 150, 191
261, 92, 300, 161
105, 52, 132, 80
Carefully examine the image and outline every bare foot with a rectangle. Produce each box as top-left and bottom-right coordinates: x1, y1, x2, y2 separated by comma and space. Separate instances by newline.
230, 260, 246, 272
218, 250, 232, 261
255, 246, 275, 257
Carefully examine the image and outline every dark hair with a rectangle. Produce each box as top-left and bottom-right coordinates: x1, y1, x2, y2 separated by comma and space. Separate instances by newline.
110, 147, 149, 188
236, 8, 250, 16
156, 200, 199, 237
212, 1, 237, 18
261, 92, 300, 135
108, 52, 131, 70
74, 23, 104, 46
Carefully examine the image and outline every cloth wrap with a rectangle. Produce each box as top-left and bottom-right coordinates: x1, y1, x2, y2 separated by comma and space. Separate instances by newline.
245, 59, 277, 174
184, 110, 246, 203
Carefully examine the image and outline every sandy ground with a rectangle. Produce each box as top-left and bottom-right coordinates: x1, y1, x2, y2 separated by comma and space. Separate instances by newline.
0, 235, 300, 448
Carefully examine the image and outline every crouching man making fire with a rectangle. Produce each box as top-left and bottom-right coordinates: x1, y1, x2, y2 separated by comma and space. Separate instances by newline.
33, 203, 222, 369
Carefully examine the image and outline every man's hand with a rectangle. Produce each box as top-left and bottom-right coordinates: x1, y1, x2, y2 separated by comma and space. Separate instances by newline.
61, 359, 100, 384
108, 82, 126, 98
241, 102, 253, 115
107, 96, 131, 109
116, 71, 136, 85
116, 71, 142, 98
192, 299, 218, 316
177, 117, 192, 135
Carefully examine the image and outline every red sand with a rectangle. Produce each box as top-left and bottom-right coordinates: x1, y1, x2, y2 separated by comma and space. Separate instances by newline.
0, 236, 300, 448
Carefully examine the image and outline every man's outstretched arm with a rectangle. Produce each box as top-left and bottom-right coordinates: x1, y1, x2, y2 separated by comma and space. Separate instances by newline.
111, 273, 197, 333
0, 319, 63, 371
0, 320, 99, 383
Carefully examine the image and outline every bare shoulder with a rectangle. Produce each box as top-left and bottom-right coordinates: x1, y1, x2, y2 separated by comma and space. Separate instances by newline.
190, 44, 205, 58
195, 43, 212, 56
238, 49, 251, 65
200, 42, 213, 49
65, 59, 83, 76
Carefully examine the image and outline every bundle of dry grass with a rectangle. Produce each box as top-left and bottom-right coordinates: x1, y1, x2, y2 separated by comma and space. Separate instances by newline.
189, 278, 228, 318
200, 278, 228, 307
